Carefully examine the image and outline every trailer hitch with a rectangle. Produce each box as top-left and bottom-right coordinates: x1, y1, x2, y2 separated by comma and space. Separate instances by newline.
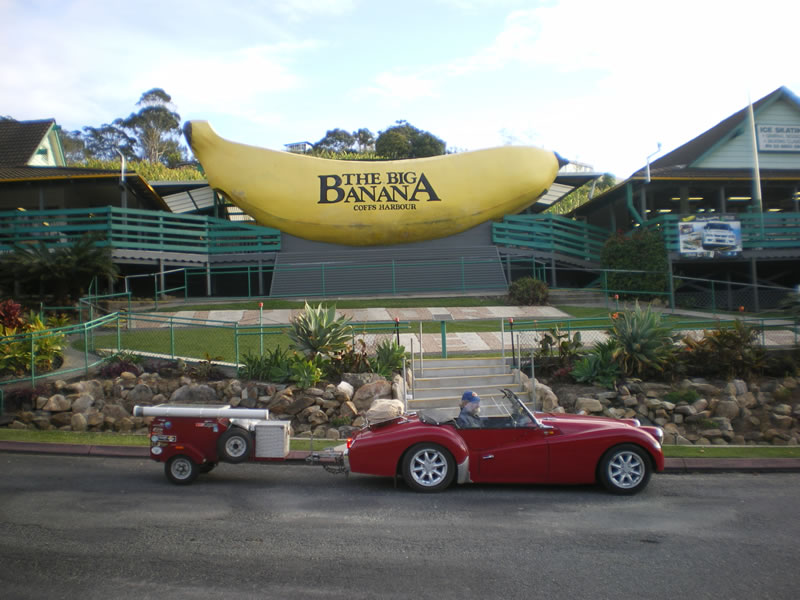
306, 450, 349, 475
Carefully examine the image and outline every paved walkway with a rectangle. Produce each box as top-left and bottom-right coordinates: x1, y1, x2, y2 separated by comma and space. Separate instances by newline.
1, 441, 798, 473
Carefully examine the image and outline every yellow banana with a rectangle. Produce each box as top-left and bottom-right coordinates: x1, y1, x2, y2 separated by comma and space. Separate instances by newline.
184, 121, 562, 246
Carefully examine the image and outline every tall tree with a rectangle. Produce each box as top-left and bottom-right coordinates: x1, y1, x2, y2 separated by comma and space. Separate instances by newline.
81, 119, 135, 161
375, 121, 445, 159
122, 88, 184, 165
354, 128, 375, 153
314, 128, 355, 153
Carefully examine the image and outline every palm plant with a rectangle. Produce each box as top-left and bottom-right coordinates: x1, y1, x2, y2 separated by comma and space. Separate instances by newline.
0, 233, 117, 305
608, 301, 678, 378
288, 302, 352, 359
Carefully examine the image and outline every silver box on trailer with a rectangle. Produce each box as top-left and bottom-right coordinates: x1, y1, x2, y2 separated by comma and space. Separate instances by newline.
254, 421, 290, 458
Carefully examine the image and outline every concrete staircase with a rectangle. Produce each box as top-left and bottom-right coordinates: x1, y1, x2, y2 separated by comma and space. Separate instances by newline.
408, 357, 526, 414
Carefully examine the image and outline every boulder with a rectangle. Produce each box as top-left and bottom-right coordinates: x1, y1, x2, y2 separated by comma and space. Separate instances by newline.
342, 372, 384, 391
339, 401, 359, 419
535, 381, 559, 412
773, 404, 792, 416
284, 394, 317, 416
352, 379, 392, 412
335, 381, 354, 402
42, 395, 71, 412
575, 397, 603, 414
714, 400, 740, 420
71, 393, 97, 414
168, 384, 219, 404
124, 384, 154, 412
50, 412, 73, 427
71, 413, 88, 432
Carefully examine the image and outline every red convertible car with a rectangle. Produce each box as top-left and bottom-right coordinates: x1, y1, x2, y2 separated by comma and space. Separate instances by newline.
346, 389, 664, 495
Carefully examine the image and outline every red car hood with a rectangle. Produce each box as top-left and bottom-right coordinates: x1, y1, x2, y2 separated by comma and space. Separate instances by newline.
539, 412, 644, 434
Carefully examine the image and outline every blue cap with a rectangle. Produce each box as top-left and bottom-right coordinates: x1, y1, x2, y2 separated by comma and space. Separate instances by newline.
461, 390, 480, 404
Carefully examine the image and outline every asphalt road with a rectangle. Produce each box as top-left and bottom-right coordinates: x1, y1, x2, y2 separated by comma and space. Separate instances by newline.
1, 454, 798, 600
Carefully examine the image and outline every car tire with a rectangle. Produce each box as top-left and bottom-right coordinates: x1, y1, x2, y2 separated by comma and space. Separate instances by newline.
598, 444, 652, 495
217, 427, 253, 463
165, 455, 199, 485
402, 443, 455, 493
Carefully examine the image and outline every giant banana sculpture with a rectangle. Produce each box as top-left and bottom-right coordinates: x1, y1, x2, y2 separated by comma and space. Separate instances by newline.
184, 121, 564, 246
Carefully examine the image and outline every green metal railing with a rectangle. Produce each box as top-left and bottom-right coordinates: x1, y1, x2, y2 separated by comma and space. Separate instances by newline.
0, 206, 280, 254
492, 214, 609, 262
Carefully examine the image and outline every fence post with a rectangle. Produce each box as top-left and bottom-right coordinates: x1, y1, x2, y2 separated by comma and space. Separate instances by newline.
711, 280, 716, 316
501, 319, 505, 362
440, 321, 447, 359
169, 317, 175, 358
259, 302, 264, 355
509, 318, 515, 368
394, 317, 400, 346
30, 331, 36, 388
234, 322, 240, 376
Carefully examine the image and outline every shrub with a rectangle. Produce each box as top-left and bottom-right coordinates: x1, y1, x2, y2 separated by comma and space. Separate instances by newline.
508, 277, 549, 305
608, 301, 678, 378
0, 299, 24, 332
288, 302, 352, 358
289, 353, 326, 389
325, 340, 371, 380
679, 320, 765, 380
535, 326, 583, 370
601, 230, 668, 300
663, 387, 700, 405
373, 339, 406, 378
571, 339, 620, 388
240, 347, 292, 383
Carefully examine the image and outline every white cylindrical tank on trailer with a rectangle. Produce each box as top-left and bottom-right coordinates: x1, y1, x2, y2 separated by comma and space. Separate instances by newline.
133, 405, 269, 420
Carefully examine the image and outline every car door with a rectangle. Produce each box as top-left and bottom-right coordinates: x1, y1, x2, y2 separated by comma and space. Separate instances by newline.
458, 425, 549, 483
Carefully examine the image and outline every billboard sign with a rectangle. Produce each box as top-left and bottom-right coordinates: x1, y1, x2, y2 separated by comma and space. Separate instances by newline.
678, 215, 742, 258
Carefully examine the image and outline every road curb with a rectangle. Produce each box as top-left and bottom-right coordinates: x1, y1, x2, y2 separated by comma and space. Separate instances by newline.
3, 441, 800, 472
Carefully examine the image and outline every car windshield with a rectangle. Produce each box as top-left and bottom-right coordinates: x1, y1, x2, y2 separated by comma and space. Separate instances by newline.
480, 389, 534, 419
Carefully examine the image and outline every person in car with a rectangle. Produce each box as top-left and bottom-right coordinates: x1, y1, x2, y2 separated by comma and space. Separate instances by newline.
457, 391, 482, 428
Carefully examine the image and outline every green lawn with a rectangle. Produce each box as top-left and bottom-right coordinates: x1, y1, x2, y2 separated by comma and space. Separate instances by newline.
662, 445, 800, 458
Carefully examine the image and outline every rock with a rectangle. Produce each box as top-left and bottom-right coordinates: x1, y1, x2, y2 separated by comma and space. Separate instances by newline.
675, 404, 697, 416
71, 413, 88, 432
773, 404, 792, 416
771, 414, 794, 429
727, 380, 748, 396
50, 412, 73, 427
621, 395, 638, 408
714, 400, 740, 420
365, 398, 404, 423
711, 417, 733, 431
575, 397, 603, 414
308, 409, 329, 427
119, 372, 138, 388
335, 381, 354, 402
168, 384, 219, 404
326, 429, 340, 440
692, 398, 709, 413
339, 401, 359, 419
342, 373, 383, 391
392, 374, 406, 401
285, 394, 317, 416
103, 404, 130, 420
117, 417, 135, 432
305, 387, 325, 397
645, 397, 662, 409
8, 420, 28, 430
266, 388, 294, 414
35, 396, 49, 410
352, 380, 392, 412
352, 416, 366, 428
535, 381, 559, 412
32, 417, 53, 430
124, 384, 154, 412
737, 392, 758, 409
71, 394, 96, 414
338, 425, 361, 438
42, 394, 71, 412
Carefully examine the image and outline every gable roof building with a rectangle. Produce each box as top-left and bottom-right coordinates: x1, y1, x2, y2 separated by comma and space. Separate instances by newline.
0, 118, 66, 167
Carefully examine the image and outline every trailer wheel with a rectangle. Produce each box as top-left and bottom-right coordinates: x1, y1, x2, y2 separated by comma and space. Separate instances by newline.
217, 427, 252, 463
165, 455, 199, 485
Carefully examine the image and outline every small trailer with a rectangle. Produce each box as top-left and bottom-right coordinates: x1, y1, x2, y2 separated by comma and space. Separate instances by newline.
133, 404, 344, 484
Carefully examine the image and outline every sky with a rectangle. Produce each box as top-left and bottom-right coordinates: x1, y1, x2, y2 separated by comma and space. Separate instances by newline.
2, 0, 799, 178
